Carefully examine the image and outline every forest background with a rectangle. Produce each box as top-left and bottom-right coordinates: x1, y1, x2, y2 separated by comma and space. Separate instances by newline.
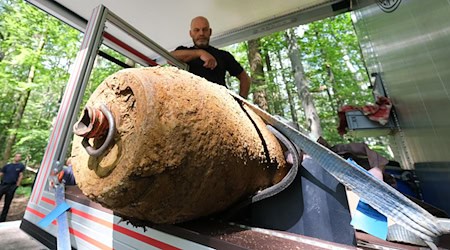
0, 0, 390, 178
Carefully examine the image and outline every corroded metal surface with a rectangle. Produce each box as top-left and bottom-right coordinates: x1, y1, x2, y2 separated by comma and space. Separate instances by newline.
71, 67, 288, 224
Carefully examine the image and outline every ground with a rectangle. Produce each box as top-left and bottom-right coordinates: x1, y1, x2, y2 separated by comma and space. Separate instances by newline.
0, 194, 29, 221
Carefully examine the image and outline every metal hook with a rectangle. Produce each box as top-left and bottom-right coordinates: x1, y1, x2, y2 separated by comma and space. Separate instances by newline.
81, 104, 116, 157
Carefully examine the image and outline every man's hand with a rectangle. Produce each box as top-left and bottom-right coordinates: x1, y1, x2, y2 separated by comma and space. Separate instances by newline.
199, 50, 217, 69
171, 49, 217, 69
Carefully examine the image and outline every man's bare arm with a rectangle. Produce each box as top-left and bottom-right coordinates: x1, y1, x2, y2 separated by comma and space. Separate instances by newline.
170, 49, 201, 62
237, 71, 251, 99
16, 172, 23, 187
170, 49, 217, 69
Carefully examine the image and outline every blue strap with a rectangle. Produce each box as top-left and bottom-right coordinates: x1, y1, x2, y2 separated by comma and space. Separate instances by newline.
37, 201, 70, 228
38, 184, 72, 249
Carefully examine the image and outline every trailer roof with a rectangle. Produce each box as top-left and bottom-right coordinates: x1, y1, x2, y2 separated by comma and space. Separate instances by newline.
26, 0, 374, 64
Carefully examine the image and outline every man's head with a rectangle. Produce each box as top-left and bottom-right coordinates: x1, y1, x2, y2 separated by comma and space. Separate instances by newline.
13, 153, 22, 163
190, 16, 211, 49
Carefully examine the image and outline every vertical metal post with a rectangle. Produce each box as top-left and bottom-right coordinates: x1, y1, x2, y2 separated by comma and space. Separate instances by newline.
30, 5, 108, 204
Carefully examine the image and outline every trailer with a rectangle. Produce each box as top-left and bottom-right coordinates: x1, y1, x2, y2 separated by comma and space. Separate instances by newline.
18, 0, 450, 249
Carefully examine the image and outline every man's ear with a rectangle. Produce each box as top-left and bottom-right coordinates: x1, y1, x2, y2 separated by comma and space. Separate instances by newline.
209, 28, 212, 36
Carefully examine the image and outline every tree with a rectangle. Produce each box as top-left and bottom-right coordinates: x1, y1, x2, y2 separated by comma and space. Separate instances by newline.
0, 1, 132, 166
300, 14, 373, 144
1, 3, 390, 165
247, 39, 269, 111
285, 28, 323, 140
0, 0, 80, 165
275, 49, 299, 125
2, 32, 46, 164
262, 49, 284, 116
260, 31, 300, 126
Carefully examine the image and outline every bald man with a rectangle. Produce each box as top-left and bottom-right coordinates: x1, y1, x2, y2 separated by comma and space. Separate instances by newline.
171, 16, 251, 99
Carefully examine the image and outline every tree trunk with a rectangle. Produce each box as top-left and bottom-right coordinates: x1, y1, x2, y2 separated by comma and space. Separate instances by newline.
1, 34, 46, 164
265, 52, 283, 116
285, 28, 322, 140
0, 94, 20, 155
276, 50, 298, 125
313, 28, 339, 110
247, 39, 269, 111
2, 90, 32, 165
329, 23, 366, 84
326, 63, 340, 109
0, 31, 4, 62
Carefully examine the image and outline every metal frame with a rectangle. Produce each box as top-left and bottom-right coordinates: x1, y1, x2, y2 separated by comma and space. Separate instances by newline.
21, 5, 356, 250
22, 5, 355, 250
29, 4, 107, 205
30, 4, 187, 204
21, 2, 445, 249
26, 0, 189, 67
210, 0, 376, 48
26, 0, 377, 63
21, 5, 211, 250
21, 7, 356, 249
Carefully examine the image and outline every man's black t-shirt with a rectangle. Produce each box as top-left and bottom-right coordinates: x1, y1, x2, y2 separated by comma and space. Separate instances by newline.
1, 163, 25, 184
175, 45, 244, 87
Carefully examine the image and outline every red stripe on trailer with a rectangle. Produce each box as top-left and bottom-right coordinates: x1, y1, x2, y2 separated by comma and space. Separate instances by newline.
27, 206, 112, 249
27, 207, 117, 248
112, 224, 182, 250
40, 196, 181, 249
69, 227, 113, 250
31, 6, 99, 204
70, 209, 113, 228
69, 204, 182, 249
26, 207, 57, 226
41, 196, 56, 206
103, 32, 158, 66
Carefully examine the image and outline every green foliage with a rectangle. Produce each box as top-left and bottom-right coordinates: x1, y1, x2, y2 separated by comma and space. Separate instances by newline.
0, 0, 82, 165
16, 186, 32, 197
0, 1, 392, 169
225, 13, 390, 156
299, 15, 373, 143
21, 169, 36, 186
0, 0, 124, 166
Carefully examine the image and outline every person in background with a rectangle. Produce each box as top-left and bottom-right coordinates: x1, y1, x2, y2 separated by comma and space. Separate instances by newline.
171, 16, 251, 99
0, 153, 25, 222
58, 158, 76, 186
